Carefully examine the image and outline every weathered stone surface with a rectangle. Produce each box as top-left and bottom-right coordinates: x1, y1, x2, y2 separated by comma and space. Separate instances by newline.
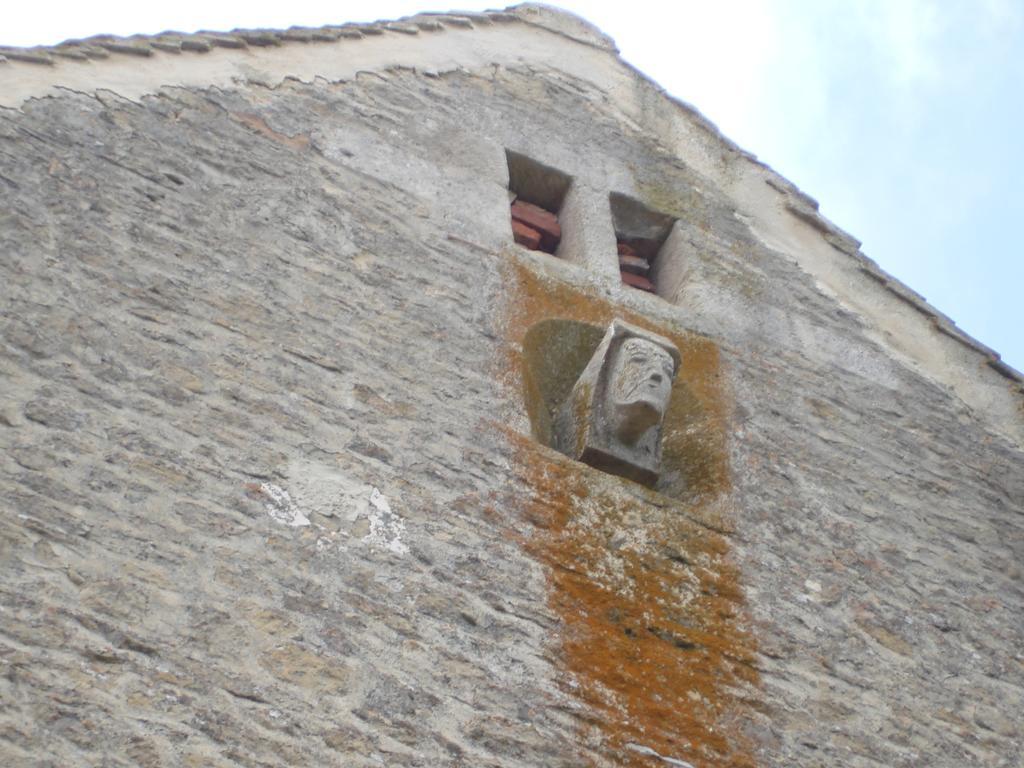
0, 8, 1021, 768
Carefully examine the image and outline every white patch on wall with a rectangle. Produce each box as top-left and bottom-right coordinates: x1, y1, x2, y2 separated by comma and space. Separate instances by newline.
284, 460, 408, 556
260, 483, 310, 528
362, 487, 408, 556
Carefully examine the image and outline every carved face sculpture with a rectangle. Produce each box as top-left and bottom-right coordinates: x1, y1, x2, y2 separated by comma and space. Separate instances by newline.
549, 319, 680, 486
607, 337, 676, 444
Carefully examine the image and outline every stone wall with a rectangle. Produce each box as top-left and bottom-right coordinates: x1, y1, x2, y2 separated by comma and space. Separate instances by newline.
1, 17, 1022, 768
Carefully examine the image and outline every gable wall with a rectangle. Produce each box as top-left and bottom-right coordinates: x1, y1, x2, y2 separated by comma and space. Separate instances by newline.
1, 11, 1022, 768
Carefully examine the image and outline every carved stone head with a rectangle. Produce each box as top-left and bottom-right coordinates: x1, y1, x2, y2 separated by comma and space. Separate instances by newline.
553, 319, 680, 486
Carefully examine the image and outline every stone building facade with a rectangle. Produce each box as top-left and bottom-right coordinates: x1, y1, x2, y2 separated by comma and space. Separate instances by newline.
1, 6, 1021, 767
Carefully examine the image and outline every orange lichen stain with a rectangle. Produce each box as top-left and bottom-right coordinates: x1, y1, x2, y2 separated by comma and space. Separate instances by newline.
496, 256, 760, 767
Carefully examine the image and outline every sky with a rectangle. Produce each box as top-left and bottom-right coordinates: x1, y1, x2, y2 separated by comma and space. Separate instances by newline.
5, 1, 1022, 371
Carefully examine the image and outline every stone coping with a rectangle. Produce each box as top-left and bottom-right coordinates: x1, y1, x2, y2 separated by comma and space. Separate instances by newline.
0, 5, 614, 64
